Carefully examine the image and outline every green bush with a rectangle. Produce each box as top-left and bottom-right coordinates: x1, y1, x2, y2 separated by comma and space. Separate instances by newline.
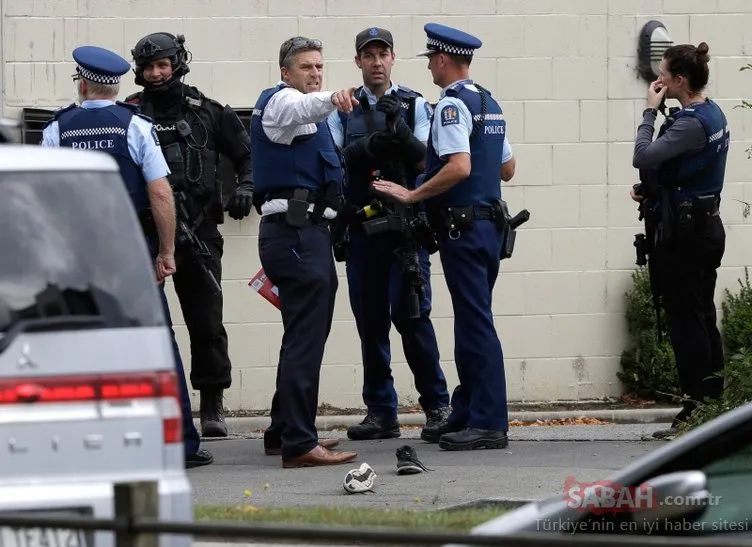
617, 266, 680, 403
721, 268, 752, 356
678, 268, 752, 432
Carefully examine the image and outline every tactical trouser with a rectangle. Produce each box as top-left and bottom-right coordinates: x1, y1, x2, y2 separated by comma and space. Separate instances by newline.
345, 227, 449, 420
654, 212, 726, 412
172, 220, 232, 391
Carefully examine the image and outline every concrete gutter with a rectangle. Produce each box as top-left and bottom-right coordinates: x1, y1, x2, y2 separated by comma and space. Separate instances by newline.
220, 407, 679, 435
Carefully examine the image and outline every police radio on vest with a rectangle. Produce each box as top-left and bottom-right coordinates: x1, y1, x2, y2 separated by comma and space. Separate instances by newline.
71, 139, 115, 150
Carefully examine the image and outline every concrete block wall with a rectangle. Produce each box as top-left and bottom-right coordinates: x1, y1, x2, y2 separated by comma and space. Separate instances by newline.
4, 0, 752, 411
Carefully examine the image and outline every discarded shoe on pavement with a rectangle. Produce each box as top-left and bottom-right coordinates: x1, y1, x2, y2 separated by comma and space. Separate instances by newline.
396, 444, 432, 475
343, 462, 377, 494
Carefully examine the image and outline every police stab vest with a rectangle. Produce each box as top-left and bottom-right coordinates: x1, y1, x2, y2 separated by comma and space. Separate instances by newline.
420, 81, 506, 208
657, 99, 729, 205
338, 85, 421, 205
50, 102, 150, 212
250, 83, 344, 202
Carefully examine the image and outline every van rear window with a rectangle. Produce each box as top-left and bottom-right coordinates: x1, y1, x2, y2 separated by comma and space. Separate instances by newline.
0, 170, 166, 336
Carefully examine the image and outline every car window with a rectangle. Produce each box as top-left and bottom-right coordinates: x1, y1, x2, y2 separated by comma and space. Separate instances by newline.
0, 169, 165, 341
691, 442, 752, 531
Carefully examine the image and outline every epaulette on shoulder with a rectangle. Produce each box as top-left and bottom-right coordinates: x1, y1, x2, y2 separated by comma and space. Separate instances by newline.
115, 101, 154, 123
396, 85, 422, 98
185, 85, 224, 110
44, 102, 77, 127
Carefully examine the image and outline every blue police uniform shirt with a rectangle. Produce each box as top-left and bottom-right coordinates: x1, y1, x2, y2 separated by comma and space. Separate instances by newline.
431, 87, 513, 164
41, 99, 170, 185
327, 82, 433, 146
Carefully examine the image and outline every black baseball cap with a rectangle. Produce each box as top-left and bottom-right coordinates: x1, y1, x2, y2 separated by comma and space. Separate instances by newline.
355, 27, 394, 52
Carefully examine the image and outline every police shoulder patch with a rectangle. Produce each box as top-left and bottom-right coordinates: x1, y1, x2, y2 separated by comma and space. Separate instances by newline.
440, 104, 459, 126
150, 125, 160, 146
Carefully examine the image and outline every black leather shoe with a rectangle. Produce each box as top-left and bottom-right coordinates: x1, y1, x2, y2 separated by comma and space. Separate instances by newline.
185, 448, 214, 469
421, 409, 462, 444
347, 414, 400, 440
200, 390, 228, 437
438, 428, 508, 451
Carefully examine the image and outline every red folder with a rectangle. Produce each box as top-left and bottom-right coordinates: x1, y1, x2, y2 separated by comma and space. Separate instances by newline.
248, 268, 281, 309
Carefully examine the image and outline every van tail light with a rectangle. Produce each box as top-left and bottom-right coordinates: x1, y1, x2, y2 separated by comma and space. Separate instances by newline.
0, 371, 183, 444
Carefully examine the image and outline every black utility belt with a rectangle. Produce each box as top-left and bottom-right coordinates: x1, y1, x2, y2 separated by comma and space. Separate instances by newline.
673, 194, 720, 216
261, 212, 331, 226
428, 204, 498, 233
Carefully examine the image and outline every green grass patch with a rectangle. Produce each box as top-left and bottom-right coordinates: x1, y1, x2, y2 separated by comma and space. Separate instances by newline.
195, 504, 507, 531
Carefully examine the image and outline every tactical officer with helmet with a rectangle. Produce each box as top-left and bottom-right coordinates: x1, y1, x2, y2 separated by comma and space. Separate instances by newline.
631, 42, 729, 439
41, 45, 213, 469
373, 23, 516, 452
326, 27, 451, 443
127, 32, 255, 438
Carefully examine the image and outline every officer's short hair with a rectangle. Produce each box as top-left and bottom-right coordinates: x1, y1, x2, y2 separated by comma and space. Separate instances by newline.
447, 53, 473, 67
81, 78, 119, 98
279, 36, 323, 69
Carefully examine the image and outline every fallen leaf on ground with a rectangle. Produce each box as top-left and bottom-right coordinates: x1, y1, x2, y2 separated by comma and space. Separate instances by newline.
509, 417, 611, 426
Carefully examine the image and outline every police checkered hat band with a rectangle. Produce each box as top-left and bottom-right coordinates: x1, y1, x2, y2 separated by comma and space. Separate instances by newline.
76, 64, 121, 85
426, 37, 476, 56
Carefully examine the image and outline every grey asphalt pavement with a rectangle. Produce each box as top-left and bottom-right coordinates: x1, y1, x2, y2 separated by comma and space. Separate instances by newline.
188, 423, 667, 510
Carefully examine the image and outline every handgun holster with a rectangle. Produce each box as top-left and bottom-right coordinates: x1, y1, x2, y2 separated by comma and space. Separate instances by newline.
286, 188, 310, 227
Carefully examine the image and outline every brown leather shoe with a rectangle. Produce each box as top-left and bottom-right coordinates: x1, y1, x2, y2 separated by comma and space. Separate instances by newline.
264, 438, 340, 456
282, 444, 358, 468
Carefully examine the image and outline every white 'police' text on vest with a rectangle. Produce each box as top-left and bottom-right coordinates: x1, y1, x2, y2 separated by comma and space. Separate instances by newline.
71, 139, 115, 150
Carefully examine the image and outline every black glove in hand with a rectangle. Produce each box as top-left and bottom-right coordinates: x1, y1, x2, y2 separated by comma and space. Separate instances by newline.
375, 94, 401, 123
224, 183, 253, 220
392, 116, 413, 143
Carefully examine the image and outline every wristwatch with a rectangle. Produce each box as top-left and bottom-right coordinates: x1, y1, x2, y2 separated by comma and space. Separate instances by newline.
643, 107, 658, 117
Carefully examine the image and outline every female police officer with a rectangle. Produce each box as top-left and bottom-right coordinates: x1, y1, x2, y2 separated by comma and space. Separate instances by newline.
630, 42, 730, 437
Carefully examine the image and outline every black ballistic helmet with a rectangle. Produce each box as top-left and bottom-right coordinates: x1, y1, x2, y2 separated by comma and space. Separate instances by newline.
131, 32, 190, 89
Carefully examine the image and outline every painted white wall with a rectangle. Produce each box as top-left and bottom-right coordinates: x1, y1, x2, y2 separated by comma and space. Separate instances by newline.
4, 0, 752, 411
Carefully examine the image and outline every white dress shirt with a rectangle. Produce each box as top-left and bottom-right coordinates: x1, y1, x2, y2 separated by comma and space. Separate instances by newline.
258, 81, 339, 219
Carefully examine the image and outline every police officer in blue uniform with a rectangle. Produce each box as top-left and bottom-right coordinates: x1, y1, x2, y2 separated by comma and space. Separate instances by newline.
631, 42, 729, 439
41, 45, 213, 468
251, 36, 359, 468
373, 24, 516, 451
326, 27, 451, 442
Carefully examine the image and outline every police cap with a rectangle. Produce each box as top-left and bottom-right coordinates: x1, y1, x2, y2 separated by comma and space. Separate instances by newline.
355, 27, 394, 52
416, 23, 482, 57
72, 45, 131, 85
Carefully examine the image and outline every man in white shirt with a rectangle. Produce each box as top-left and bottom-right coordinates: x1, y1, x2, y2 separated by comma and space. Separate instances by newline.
249, 36, 359, 468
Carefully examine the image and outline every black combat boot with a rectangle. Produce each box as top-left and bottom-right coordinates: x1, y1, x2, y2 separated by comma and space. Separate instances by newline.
347, 413, 401, 440
420, 406, 454, 443
200, 389, 228, 437
185, 448, 214, 469
652, 404, 694, 439
438, 428, 509, 451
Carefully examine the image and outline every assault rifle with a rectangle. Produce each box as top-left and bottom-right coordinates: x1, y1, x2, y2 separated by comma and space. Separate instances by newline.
174, 189, 222, 295
357, 193, 438, 320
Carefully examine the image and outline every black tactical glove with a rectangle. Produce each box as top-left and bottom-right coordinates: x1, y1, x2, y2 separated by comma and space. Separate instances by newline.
225, 182, 253, 220
392, 116, 413, 143
375, 94, 401, 124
